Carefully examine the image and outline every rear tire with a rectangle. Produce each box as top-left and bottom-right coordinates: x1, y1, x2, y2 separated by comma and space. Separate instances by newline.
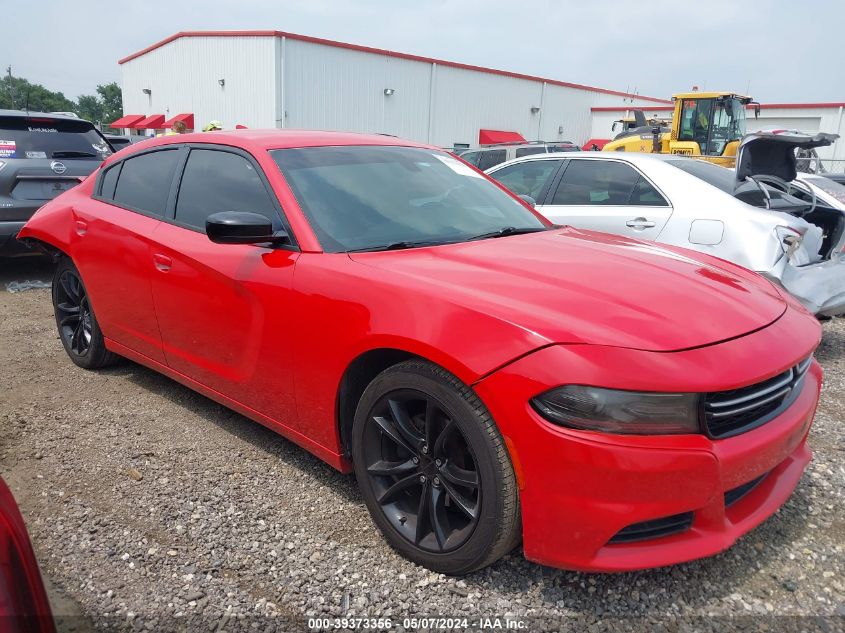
52, 258, 118, 369
352, 359, 521, 575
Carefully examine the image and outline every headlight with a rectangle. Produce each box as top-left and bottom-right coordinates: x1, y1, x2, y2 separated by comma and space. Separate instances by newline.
531, 385, 700, 435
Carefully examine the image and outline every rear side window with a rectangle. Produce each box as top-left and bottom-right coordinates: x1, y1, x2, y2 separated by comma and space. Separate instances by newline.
0, 116, 111, 160
174, 149, 278, 230
629, 176, 669, 206
99, 163, 121, 199
113, 149, 180, 215
514, 147, 546, 158
476, 150, 507, 171
490, 160, 562, 201
550, 160, 640, 206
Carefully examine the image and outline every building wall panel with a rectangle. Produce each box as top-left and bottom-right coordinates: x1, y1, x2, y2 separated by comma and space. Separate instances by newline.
121, 36, 277, 131
282, 39, 431, 140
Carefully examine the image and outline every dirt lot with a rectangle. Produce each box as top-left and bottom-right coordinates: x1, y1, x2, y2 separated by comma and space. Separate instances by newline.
1, 258, 843, 632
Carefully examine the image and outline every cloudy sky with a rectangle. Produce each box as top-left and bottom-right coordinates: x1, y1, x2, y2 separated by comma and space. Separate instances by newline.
4, 0, 844, 103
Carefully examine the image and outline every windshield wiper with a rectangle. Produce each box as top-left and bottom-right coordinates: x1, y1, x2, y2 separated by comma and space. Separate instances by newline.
347, 239, 447, 253
51, 150, 99, 158
466, 226, 548, 241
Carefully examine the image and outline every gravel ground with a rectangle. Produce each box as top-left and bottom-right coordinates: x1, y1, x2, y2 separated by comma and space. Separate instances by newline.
1, 258, 843, 633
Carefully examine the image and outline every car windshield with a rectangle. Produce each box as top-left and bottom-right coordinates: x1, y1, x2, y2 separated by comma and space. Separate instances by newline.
0, 116, 111, 160
272, 145, 546, 252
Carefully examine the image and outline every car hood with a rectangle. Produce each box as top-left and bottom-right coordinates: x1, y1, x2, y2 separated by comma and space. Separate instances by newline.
736, 132, 839, 185
350, 228, 787, 352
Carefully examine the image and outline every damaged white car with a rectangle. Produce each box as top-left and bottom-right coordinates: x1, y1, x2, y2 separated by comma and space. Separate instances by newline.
486, 132, 845, 316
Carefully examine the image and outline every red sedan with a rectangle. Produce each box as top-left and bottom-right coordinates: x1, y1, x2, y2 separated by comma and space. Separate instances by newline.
18, 131, 821, 574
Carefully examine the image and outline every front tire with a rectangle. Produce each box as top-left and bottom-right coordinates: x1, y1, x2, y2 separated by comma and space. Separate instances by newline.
352, 360, 521, 575
52, 258, 118, 369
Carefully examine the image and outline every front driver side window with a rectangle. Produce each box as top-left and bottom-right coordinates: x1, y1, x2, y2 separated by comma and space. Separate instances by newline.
490, 160, 561, 201
175, 149, 279, 231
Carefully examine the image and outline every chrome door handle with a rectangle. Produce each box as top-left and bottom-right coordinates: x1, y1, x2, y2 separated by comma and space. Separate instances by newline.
626, 217, 656, 230
153, 253, 172, 272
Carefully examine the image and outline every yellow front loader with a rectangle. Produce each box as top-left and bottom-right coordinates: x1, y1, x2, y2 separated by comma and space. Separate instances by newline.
603, 92, 760, 166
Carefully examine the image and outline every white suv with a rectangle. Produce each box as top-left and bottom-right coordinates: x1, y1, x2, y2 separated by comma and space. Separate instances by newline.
459, 142, 579, 170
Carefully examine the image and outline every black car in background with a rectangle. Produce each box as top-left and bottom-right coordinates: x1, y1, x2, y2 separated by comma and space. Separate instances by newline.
0, 110, 111, 256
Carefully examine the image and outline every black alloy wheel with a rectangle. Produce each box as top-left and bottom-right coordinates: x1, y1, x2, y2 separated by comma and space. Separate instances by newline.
52, 258, 118, 369
55, 268, 93, 356
362, 390, 481, 553
352, 360, 521, 575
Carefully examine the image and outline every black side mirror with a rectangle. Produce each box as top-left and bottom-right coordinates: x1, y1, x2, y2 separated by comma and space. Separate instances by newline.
206, 211, 289, 245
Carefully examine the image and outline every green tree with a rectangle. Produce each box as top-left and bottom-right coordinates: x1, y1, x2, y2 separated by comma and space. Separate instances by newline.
1, 69, 122, 126
75, 94, 104, 123
0, 72, 75, 112
96, 82, 122, 124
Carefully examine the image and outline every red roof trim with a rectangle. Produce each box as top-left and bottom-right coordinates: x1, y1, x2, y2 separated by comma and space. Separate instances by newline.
592, 102, 845, 113
118, 31, 672, 104
591, 106, 674, 112
755, 102, 845, 110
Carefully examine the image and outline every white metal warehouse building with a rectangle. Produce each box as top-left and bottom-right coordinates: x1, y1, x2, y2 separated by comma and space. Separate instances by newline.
117, 30, 671, 149
118, 30, 845, 163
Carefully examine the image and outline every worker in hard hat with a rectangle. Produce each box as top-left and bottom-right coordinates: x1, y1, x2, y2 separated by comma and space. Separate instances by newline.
203, 120, 223, 132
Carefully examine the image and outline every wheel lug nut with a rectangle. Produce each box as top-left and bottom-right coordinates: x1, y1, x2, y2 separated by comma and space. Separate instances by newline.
419, 475, 427, 483
412, 456, 419, 464
421, 445, 429, 454
433, 476, 441, 486
435, 459, 442, 467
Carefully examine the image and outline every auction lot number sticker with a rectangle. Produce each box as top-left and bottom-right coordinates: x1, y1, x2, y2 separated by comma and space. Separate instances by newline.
308, 616, 527, 630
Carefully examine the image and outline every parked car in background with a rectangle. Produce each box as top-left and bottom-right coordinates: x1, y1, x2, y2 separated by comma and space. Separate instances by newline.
486, 135, 845, 316
459, 141, 578, 170
19, 130, 823, 574
0, 477, 56, 633
0, 110, 112, 256
813, 172, 845, 187
103, 134, 147, 151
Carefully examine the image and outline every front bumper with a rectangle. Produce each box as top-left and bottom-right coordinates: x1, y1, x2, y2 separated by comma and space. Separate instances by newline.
475, 306, 822, 571
766, 253, 845, 316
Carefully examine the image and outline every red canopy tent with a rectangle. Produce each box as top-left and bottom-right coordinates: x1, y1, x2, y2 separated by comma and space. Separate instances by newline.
478, 129, 526, 145
582, 138, 610, 150
162, 113, 195, 131
130, 114, 166, 130
108, 114, 145, 128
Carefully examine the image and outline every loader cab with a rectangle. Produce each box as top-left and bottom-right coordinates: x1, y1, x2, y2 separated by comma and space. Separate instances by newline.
672, 93, 755, 159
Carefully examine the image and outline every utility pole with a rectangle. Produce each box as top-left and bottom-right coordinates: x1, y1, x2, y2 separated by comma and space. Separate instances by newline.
5, 66, 14, 109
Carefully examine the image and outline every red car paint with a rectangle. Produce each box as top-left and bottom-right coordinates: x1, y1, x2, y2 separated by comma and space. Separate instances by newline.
18, 131, 822, 571
0, 478, 55, 633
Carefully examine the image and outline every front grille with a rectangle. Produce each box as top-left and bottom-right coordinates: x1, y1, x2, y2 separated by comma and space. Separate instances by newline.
608, 512, 694, 544
724, 472, 768, 508
703, 356, 812, 439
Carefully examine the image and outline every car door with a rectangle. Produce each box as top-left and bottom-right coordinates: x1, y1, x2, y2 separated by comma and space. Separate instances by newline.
487, 159, 564, 205
71, 147, 184, 364
538, 158, 672, 240
147, 145, 300, 427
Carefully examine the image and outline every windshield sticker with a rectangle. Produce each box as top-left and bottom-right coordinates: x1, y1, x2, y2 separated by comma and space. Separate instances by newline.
25, 151, 47, 159
0, 140, 16, 158
28, 127, 58, 133
433, 153, 483, 178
